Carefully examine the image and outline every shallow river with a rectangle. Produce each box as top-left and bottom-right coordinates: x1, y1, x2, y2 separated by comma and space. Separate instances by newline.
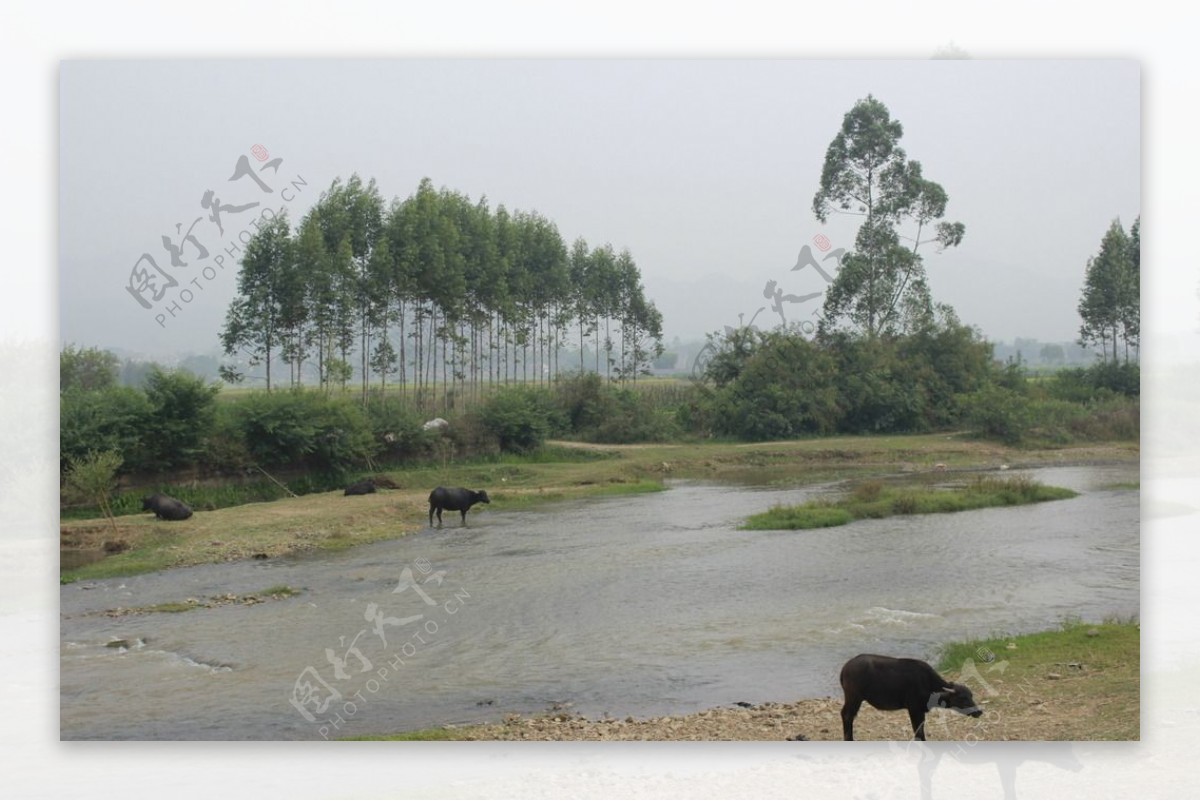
60, 464, 1138, 740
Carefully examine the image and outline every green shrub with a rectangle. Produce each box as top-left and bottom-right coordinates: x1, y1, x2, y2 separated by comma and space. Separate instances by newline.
227, 390, 377, 472
960, 385, 1030, 444
553, 375, 682, 444
140, 367, 221, 472
476, 386, 557, 453
1048, 362, 1140, 403
367, 394, 436, 462
60, 386, 154, 473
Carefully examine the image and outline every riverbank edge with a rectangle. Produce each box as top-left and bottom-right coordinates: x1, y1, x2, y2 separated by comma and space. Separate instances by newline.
352, 620, 1140, 742
60, 435, 1139, 583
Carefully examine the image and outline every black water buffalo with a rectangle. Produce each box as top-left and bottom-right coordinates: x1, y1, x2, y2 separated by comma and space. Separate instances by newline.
840, 653, 982, 741
428, 486, 490, 527
344, 479, 377, 496
141, 493, 193, 521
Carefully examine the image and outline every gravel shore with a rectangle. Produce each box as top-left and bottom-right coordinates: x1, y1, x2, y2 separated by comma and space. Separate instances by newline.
457, 697, 990, 742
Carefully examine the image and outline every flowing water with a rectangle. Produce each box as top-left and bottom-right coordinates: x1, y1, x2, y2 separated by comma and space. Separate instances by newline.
60, 464, 1138, 740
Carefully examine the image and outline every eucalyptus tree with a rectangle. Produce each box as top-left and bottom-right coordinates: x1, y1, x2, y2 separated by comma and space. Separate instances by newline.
1078, 218, 1137, 362
457, 195, 505, 402
310, 175, 385, 400
520, 211, 569, 385
382, 195, 417, 394
612, 248, 664, 382
494, 204, 527, 383
295, 214, 336, 391
585, 243, 619, 378
1125, 216, 1140, 359
569, 237, 596, 373
220, 212, 294, 391
812, 95, 965, 338
367, 237, 398, 395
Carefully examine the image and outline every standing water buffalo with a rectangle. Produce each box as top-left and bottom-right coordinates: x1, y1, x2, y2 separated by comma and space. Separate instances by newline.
141, 493, 193, 521
428, 487, 490, 527
840, 653, 982, 741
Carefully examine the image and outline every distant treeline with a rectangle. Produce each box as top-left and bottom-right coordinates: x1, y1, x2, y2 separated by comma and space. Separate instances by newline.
61, 319, 1139, 504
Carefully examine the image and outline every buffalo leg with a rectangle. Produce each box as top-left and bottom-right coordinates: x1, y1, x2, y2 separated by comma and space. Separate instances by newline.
908, 707, 927, 741
841, 698, 862, 741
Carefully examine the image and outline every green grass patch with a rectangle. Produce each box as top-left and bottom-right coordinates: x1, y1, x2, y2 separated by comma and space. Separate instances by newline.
934, 620, 1139, 740
741, 474, 1078, 530
745, 503, 853, 529
936, 619, 1138, 674
344, 727, 464, 741
145, 601, 199, 613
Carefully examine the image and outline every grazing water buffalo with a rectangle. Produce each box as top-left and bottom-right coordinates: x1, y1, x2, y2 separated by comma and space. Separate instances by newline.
141, 493, 193, 521
344, 479, 377, 496
428, 486, 490, 527
840, 653, 982, 741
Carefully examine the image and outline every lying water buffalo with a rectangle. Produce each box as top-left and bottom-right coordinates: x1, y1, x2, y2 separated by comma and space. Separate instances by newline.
141, 493, 193, 521
428, 486, 490, 527
839, 653, 982, 741
344, 479, 377, 496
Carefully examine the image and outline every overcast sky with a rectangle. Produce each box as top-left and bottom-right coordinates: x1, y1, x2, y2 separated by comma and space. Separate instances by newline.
59, 57, 1140, 359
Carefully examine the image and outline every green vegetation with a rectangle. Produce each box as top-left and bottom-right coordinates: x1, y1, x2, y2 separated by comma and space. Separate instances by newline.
61, 450, 123, 534
741, 474, 1078, 530
346, 728, 462, 741
812, 94, 965, 339
936, 620, 1139, 740
60, 344, 120, 392
1078, 217, 1139, 364
218, 175, 663, 397
145, 601, 198, 614
61, 435, 1133, 583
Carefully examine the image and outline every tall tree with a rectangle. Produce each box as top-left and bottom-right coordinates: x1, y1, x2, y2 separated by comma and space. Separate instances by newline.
812, 95, 964, 338
1124, 216, 1140, 360
1079, 218, 1137, 362
220, 212, 294, 390
311, 175, 385, 401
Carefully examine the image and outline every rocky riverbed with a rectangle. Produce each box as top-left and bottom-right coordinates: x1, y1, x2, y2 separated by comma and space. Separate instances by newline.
454, 697, 1000, 741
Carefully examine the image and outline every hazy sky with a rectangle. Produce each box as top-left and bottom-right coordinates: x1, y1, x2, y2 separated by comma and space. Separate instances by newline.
59, 58, 1139, 358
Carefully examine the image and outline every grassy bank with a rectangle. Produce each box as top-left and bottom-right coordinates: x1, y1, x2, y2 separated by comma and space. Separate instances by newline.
60, 433, 1136, 582
353, 620, 1139, 741
742, 474, 1078, 531
934, 619, 1140, 740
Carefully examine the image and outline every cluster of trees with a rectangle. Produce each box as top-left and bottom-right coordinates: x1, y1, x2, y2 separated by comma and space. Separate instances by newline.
221, 175, 664, 405
59, 343, 680, 492
1078, 217, 1140, 363
60, 349, 220, 475
683, 312, 992, 439
684, 318, 1138, 445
